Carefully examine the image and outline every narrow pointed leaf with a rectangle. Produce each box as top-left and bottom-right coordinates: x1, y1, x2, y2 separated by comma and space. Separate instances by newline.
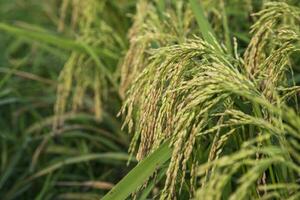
102, 141, 172, 200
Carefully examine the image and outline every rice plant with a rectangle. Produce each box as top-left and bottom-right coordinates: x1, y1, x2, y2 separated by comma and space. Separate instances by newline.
0, 0, 299, 200
117, 1, 300, 199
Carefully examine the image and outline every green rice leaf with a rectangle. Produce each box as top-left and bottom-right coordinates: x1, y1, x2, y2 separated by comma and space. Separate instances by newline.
102, 141, 172, 200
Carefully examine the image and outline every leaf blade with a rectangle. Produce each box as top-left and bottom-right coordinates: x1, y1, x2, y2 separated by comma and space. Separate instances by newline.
102, 141, 172, 200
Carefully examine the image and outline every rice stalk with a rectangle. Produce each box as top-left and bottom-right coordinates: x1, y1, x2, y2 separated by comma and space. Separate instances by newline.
54, 0, 121, 129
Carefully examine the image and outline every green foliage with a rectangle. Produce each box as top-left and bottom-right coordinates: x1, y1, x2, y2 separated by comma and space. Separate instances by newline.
0, 0, 300, 200
0, 0, 133, 199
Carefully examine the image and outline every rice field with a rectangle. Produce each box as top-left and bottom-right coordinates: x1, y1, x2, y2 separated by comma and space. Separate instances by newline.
0, 0, 300, 199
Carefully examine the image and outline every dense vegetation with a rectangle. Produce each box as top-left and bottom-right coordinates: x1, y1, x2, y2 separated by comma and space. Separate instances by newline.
0, 0, 299, 199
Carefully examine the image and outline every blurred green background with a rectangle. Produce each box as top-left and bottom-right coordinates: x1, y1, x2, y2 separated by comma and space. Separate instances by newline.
0, 0, 136, 199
